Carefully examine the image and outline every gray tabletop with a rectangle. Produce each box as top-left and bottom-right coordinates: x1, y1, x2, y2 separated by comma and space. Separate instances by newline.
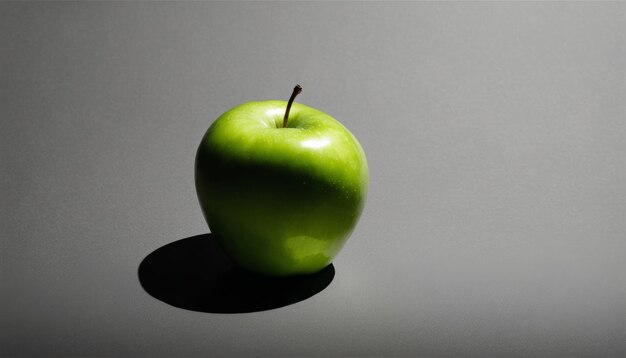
2, 2, 625, 357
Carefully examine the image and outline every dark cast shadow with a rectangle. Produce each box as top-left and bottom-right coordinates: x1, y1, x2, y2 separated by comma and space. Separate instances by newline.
138, 234, 335, 313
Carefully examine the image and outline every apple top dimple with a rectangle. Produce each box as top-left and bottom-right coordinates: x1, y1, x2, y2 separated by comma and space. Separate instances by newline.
263, 107, 287, 128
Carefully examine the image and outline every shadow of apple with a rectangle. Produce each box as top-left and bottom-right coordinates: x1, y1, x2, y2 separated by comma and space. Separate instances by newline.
138, 234, 335, 313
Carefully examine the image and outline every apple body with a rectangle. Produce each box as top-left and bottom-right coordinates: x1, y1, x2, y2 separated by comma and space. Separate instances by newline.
195, 100, 368, 276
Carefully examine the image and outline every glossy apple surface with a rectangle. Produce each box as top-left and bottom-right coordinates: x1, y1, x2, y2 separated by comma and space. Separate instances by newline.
195, 100, 368, 276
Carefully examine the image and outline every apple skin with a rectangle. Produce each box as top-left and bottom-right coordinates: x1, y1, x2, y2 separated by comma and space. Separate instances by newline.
195, 100, 368, 276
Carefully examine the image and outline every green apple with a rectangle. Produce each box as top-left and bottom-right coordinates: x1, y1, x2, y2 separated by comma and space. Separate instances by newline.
195, 86, 368, 276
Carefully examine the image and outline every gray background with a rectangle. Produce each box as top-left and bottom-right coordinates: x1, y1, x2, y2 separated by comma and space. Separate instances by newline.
2, 2, 625, 356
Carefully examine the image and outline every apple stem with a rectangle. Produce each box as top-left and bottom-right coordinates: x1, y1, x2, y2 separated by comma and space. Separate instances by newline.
282, 84, 303, 128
